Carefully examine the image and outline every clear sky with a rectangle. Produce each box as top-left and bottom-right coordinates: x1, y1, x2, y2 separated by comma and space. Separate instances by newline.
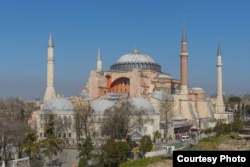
0, 0, 249, 101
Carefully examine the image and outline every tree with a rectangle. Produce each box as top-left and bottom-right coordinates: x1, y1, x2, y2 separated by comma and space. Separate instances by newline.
158, 91, 174, 139
116, 141, 130, 163
74, 101, 95, 142
140, 135, 153, 157
228, 96, 241, 112
191, 133, 196, 144
102, 139, 120, 167
22, 129, 38, 157
0, 98, 37, 161
153, 130, 161, 142
101, 99, 148, 140
203, 128, 212, 138
101, 139, 130, 167
78, 136, 93, 167
40, 114, 63, 166
54, 115, 73, 145
74, 101, 96, 166
22, 129, 43, 166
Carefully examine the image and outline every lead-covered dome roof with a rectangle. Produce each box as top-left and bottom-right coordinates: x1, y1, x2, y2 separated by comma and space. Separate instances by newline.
116, 48, 155, 63
110, 48, 161, 72
91, 99, 115, 115
42, 98, 74, 114
129, 98, 156, 115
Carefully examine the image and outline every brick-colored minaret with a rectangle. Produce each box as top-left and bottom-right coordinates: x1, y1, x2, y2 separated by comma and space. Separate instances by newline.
180, 26, 188, 95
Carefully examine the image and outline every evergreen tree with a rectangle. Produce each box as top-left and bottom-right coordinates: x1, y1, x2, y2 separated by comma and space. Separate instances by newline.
78, 136, 93, 167
40, 114, 63, 166
22, 129, 38, 157
140, 135, 153, 157
101, 139, 130, 167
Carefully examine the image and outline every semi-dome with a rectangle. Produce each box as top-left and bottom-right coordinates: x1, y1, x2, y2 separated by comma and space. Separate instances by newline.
110, 48, 161, 72
129, 98, 156, 115
42, 98, 74, 114
91, 99, 115, 115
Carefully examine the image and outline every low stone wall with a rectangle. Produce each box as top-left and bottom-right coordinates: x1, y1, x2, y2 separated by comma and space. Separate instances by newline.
218, 139, 250, 150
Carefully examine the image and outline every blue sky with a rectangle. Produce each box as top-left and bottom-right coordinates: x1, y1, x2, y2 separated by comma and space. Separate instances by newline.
0, 0, 249, 100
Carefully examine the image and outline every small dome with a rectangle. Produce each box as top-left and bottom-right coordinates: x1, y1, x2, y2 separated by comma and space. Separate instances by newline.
129, 98, 156, 115
42, 98, 74, 113
116, 48, 155, 63
91, 99, 115, 115
157, 73, 172, 79
192, 87, 204, 91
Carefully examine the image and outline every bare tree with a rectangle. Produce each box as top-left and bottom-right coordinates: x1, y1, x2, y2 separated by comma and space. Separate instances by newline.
74, 101, 95, 143
74, 101, 96, 167
101, 99, 149, 140
158, 91, 174, 139
53, 115, 73, 145
0, 98, 37, 161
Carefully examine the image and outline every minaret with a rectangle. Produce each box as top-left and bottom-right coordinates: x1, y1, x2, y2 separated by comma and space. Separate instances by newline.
96, 48, 102, 71
180, 25, 188, 95
215, 42, 225, 113
44, 33, 56, 102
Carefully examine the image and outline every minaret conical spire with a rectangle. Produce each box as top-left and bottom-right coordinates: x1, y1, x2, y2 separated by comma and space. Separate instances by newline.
48, 33, 54, 47
97, 48, 102, 61
97, 48, 102, 71
217, 41, 221, 57
182, 22, 187, 42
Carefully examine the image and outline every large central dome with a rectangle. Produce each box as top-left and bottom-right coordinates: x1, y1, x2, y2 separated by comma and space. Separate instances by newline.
110, 48, 161, 72
116, 48, 155, 63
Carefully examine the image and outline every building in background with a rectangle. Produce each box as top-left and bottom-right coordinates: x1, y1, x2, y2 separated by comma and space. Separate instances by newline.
35, 27, 234, 143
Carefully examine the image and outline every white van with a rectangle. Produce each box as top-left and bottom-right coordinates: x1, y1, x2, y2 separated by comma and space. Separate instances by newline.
181, 135, 190, 141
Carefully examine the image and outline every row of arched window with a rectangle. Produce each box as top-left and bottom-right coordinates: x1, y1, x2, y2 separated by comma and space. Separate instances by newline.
110, 62, 161, 72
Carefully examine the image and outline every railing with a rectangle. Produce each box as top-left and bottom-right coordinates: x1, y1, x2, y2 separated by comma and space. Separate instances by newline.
12, 157, 30, 167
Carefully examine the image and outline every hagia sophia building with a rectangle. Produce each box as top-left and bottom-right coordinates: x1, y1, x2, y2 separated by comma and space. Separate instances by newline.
32, 26, 233, 144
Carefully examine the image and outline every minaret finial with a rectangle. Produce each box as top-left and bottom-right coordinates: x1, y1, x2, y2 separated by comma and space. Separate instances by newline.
182, 21, 187, 42
133, 45, 138, 53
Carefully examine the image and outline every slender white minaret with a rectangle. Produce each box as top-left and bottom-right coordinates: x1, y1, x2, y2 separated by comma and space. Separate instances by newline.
44, 33, 56, 102
215, 42, 225, 113
97, 48, 102, 71
180, 25, 188, 95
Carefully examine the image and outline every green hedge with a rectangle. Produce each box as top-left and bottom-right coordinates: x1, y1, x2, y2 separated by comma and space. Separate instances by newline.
119, 156, 165, 167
